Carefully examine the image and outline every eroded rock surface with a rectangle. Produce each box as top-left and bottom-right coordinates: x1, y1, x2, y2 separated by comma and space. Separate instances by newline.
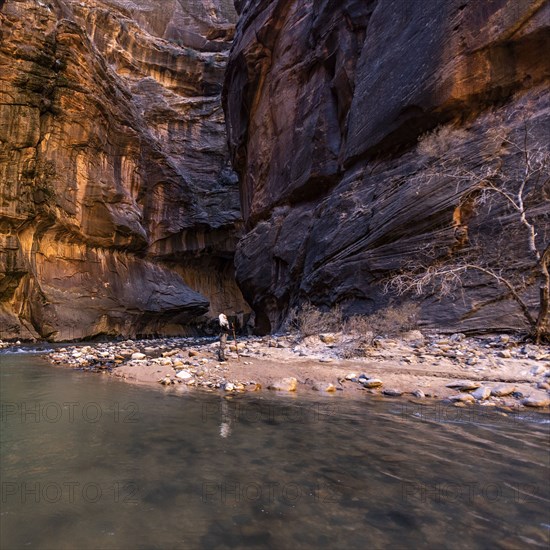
0, 0, 250, 340
225, 0, 550, 333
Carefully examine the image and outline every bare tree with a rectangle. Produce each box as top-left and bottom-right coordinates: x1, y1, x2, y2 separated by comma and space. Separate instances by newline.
387, 123, 550, 343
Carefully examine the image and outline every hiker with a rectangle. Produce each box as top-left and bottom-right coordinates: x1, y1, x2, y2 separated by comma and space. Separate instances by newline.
218, 313, 230, 361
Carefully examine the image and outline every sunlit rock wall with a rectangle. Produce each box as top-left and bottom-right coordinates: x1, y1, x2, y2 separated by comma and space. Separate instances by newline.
0, 0, 249, 340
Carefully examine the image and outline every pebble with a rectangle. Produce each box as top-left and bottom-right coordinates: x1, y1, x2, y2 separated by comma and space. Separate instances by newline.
449, 393, 475, 403
521, 396, 550, 408
131, 352, 146, 360
490, 385, 516, 397
268, 377, 297, 392
345, 373, 358, 380
401, 330, 424, 342
361, 378, 383, 389
175, 370, 192, 380
319, 333, 337, 344
412, 389, 425, 398
445, 380, 481, 391
471, 387, 491, 401
383, 389, 403, 397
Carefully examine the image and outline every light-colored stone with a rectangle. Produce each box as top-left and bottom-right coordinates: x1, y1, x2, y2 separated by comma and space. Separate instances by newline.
361, 378, 383, 388
131, 352, 146, 361
449, 393, 475, 403
383, 389, 403, 396
471, 387, 491, 401
175, 370, 193, 380
522, 396, 550, 408
268, 377, 298, 392
490, 385, 516, 397
319, 333, 337, 344
445, 380, 481, 391
402, 330, 424, 342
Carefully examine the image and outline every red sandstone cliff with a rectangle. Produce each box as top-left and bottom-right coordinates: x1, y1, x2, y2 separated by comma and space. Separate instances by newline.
0, 0, 250, 340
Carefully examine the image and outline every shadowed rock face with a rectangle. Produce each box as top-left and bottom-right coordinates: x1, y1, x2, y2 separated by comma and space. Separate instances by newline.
225, 0, 550, 333
0, 0, 250, 340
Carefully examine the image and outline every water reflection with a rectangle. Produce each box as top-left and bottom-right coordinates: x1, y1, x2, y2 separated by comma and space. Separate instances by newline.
1, 353, 549, 549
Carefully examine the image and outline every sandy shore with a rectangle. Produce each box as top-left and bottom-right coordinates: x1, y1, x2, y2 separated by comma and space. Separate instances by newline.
40, 330, 550, 411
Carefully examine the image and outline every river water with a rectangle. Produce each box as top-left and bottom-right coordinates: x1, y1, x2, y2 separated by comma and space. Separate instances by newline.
1, 350, 549, 549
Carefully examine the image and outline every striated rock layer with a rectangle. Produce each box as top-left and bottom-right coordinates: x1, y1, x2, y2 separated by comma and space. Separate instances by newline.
225, 0, 550, 333
0, 0, 250, 340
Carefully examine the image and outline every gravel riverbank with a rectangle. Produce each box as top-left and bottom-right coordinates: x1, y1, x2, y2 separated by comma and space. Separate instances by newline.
31, 330, 550, 412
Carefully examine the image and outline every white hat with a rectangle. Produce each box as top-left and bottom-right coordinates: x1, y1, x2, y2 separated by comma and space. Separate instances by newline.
218, 313, 229, 329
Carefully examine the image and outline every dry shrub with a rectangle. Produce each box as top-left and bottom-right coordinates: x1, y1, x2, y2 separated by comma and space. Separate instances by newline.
339, 303, 420, 357
417, 126, 470, 158
286, 303, 343, 337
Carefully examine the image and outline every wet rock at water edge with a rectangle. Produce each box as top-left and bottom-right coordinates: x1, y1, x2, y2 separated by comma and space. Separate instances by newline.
471, 387, 491, 401
361, 378, 383, 389
490, 385, 516, 397
383, 389, 403, 397
312, 381, 337, 392
449, 394, 475, 404
521, 396, 550, 408
268, 377, 298, 392
412, 389, 425, 399
445, 381, 481, 391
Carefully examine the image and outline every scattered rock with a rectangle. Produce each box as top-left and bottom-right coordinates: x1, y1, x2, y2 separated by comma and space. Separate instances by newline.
345, 373, 358, 380
412, 389, 425, 399
471, 387, 491, 401
445, 381, 481, 391
490, 385, 516, 397
498, 350, 512, 358
401, 330, 424, 342
530, 365, 546, 376
268, 377, 297, 392
175, 370, 193, 380
319, 333, 337, 344
449, 394, 475, 403
522, 396, 550, 408
361, 378, 383, 389
131, 352, 146, 360
383, 389, 403, 396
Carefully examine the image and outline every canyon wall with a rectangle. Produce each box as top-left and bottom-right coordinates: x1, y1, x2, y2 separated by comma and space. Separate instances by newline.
0, 0, 250, 340
225, 0, 550, 333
